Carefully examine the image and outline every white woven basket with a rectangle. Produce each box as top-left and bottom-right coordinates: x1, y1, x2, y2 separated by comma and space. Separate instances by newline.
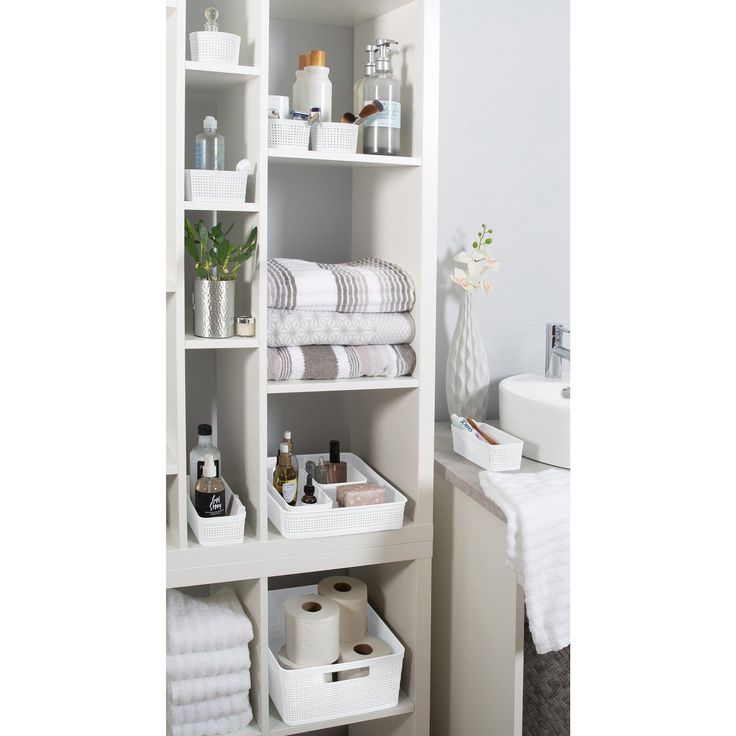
268, 584, 404, 726
186, 478, 246, 546
268, 119, 310, 150
266, 452, 407, 539
185, 170, 247, 202
189, 31, 241, 65
311, 122, 359, 153
451, 421, 524, 472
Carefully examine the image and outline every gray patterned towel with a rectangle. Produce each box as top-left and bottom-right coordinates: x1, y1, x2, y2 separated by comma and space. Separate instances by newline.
267, 258, 415, 313
267, 344, 416, 381
267, 308, 415, 347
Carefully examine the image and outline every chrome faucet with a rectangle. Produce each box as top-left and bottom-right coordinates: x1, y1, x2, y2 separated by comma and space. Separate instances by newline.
545, 323, 570, 379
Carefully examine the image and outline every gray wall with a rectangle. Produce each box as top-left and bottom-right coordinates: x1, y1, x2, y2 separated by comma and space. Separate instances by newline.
435, 0, 570, 420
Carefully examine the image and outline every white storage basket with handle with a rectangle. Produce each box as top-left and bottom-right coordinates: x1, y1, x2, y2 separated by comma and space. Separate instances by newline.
189, 31, 241, 65
268, 119, 311, 150
268, 584, 404, 726
451, 420, 524, 472
266, 452, 407, 539
185, 170, 247, 202
311, 122, 359, 153
186, 477, 246, 546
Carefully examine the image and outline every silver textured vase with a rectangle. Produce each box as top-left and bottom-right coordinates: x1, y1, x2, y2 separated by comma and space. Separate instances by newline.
446, 289, 490, 419
193, 279, 235, 338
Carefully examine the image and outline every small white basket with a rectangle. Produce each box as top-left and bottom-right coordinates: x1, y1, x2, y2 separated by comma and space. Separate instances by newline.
186, 477, 246, 546
189, 31, 241, 65
266, 452, 407, 539
311, 122, 359, 153
185, 170, 247, 202
268, 584, 404, 726
451, 421, 524, 472
268, 119, 311, 150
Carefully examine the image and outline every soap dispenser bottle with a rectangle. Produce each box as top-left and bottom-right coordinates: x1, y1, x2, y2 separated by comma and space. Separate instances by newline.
189, 423, 221, 493
363, 38, 400, 155
195, 453, 226, 518
195, 116, 224, 170
354, 44, 376, 148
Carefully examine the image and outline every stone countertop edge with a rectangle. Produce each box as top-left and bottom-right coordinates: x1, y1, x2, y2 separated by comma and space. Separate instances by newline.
433, 421, 551, 524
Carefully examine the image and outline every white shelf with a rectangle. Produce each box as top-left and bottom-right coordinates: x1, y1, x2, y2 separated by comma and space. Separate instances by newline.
166, 447, 177, 475
268, 149, 422, 168
267, 376, 420, 394
184, 201, 259, 213
185, 61, 260, 93
185, 331, 259, 350
270, 0, 415, 28
268, 691, 414, 735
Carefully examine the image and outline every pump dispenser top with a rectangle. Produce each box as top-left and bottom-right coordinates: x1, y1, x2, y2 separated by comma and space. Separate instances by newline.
374, 39, 398, 72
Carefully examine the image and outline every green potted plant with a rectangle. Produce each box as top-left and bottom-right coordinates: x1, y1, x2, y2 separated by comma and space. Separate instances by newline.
185, 218, 257, 338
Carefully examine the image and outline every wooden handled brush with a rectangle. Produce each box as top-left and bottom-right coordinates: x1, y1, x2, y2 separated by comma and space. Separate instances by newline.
354, 100, 384, 125
467, 418, 498, 445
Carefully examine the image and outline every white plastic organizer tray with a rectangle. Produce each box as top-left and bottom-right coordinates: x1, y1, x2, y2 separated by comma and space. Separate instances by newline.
451, 420, 524, 471
186, 477, 246, 546
268, 584, 404, 726
266, 452, 407, 539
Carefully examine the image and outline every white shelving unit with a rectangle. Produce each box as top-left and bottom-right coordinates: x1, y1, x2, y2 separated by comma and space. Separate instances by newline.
166, 1, 438, 734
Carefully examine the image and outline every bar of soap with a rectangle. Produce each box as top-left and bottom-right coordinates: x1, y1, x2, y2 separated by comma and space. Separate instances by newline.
337, 482, 386, 508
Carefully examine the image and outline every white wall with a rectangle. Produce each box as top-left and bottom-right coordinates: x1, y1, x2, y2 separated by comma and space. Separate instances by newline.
435, 0, 570, 420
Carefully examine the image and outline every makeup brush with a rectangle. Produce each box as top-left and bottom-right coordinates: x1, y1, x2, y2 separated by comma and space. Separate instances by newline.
341, 111, 357, 124
354, 99, 384, 125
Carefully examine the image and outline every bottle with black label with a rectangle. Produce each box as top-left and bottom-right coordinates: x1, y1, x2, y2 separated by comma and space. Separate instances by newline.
194, 454, 226, 518
189, 423, 221, 493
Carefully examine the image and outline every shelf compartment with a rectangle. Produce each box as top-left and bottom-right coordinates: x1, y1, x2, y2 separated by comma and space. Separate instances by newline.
184, 200, 259, 212
268, 690, 413, 736
185, 331, 259, 350
269, 0, 415, 28
267, 377, 420, 394
269, 149, 421, 168
185, 61, 260, 92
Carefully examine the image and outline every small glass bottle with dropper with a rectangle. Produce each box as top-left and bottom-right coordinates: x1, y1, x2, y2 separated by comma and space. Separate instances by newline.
195, 454, 226, 518
302, 474, 318, 504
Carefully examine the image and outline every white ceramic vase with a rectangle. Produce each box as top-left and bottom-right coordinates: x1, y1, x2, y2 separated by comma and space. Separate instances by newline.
446, 289, 490, 420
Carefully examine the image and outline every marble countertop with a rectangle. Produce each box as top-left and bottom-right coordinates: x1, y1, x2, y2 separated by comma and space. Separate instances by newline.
434, 421, 551, 523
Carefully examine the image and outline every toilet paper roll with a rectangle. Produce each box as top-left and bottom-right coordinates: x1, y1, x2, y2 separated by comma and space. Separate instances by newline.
317, 576, 368, 643
336, 636, 392, 681
278, 645, 338, 671
284, 594, 340, 666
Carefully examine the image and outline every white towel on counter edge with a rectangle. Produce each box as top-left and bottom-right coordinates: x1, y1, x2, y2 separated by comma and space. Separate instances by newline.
479, 468, 570, 654
167, 691, 250, 726
169, 707, 252, 736
167, 646, 251, 681
168, 669, 251, 705
167, 587, 254, 655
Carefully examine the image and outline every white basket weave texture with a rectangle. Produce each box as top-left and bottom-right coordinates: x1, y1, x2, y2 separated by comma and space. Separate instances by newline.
266, 452, 406, 539
268, 119, 310, 150
186, 479, 246, 546
268, 584, 404, 725
311, 122, 359, 153
451, 421, 524, 472
185, 170, 247, 202
189, 31, 241, 65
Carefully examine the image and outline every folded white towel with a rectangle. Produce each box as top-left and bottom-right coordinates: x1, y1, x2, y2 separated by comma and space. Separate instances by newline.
168, 669, 251, 705
167, 691, 250, 725
479, 468, 570, 654
167, 588, 254, 655
169, 707, 252, 736
167, 646, 250, 681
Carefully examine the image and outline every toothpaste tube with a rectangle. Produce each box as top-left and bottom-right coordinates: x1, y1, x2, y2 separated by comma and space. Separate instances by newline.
450, 414, 488, 443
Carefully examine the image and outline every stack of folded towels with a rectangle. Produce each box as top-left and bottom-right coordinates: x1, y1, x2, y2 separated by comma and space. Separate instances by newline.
267, 257, 417, 381
167, 587, 254, 736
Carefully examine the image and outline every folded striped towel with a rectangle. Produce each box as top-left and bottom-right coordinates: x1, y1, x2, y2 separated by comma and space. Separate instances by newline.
167, 646, 250, 681
167, 670, 251, 705
268, 258, 415, 313
169, 708, 252, 736
479, 469, 570, 654
167, 588, 254, 655
267, 344, 416, 381
267, 308, 415, 347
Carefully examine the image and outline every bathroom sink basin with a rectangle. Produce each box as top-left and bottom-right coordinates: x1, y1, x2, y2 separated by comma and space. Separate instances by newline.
499, 373, 570, 468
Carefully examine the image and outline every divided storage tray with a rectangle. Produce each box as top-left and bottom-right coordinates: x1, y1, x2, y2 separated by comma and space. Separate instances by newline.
268, 119, 310, 150
266, 452, 407, 538
268, 584, 405, 726
185, 170, 248, 202
451, 421, 524, 471
186, 478, 246, 546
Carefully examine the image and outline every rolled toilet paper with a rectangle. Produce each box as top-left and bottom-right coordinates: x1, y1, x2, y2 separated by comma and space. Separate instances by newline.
337, 636, 392, 681
317, 576, 368, 643
284, 594, 340, 666
278, 645, 338, 670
